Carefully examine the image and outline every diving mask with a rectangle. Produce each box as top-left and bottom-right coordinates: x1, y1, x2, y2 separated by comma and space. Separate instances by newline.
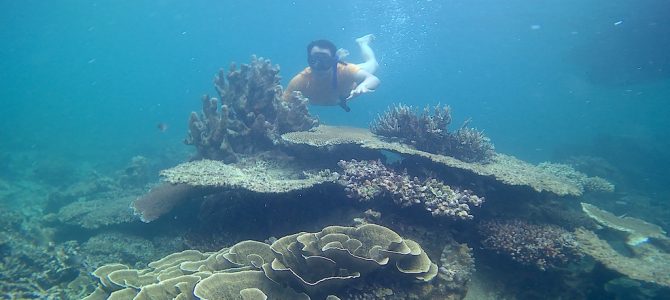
308, 52, 337, 71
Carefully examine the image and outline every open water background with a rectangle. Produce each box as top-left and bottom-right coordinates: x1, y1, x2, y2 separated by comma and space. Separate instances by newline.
1, 0, 669, 206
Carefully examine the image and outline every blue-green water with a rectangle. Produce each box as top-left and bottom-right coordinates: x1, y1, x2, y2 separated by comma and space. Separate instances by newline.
3, 1, 668, 170
1, 0, 669, 298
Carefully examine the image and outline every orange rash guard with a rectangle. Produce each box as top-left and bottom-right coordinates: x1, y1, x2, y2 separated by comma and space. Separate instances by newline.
283, 63, 361, 106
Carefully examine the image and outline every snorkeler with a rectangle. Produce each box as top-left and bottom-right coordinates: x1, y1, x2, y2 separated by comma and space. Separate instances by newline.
283, 34, 380, 112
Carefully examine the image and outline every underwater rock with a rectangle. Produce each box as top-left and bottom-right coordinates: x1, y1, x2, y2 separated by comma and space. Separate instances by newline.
85, 224, 437, 299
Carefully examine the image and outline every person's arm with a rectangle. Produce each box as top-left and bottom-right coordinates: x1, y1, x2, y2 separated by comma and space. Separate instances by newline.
347, 69, 380, 100
283, 74, 303, 101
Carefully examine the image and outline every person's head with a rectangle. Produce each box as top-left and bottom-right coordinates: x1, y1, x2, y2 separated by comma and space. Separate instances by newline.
307, 39, 338, 72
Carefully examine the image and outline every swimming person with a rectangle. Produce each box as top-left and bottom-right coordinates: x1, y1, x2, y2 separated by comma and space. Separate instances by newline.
283, 34, 380, 112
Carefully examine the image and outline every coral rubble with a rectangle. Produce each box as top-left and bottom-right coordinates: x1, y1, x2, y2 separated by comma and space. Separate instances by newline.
185, 56, 318, 162
338, 159, 483, 219
478, 219, 581, 270
370, 104, 494, 163
85, 224, 438, 299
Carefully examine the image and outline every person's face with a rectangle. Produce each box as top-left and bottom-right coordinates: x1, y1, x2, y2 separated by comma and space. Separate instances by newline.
308, 46, 335, 73
310, 46, 332, 57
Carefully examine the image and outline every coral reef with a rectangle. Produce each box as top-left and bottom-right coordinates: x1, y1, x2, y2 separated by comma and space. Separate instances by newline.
283, 125, 613, 196
52, 195, 136, 229
538, 162, 615, 193
574, 228, 670, 288
117, 155, 150, 188
131, 158, 339, 222
581, 202, 668, 246
478, 219, 581, 270
437, 238, 475, 295
85, 224, 438, 299
338, 159, 484, 219
185, 56, 318, 162
160, 158, 337, 193
131, 183, 206, 223
370, 104, 452, 153
369, 104, 494, 163
0, 208, 87, 299
81, 232, 186, 270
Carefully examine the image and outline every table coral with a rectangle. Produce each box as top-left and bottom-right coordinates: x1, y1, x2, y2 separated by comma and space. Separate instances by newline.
282, 125, 615, 196
581, 202, 667, 246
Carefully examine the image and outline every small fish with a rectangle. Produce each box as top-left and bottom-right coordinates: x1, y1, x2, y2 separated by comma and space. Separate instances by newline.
614, 20, 623, 26
157, 123, 169, 132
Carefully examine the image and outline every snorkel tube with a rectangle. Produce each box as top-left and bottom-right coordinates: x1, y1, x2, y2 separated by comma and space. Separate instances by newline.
331, 55, 352, 112
307, 52, 351, 112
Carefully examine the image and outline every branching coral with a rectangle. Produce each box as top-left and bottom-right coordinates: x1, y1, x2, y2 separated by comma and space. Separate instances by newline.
478, 219, 582, 271
185, 56, 318, 162
438, 238, 475, 295
337, 159, 483, 219
538, 163, 615, 194
369, 104, 451, 153
370, 104, 494, 162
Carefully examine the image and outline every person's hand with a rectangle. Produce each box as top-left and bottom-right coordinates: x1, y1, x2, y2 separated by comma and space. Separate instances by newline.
346, 85, 374, 100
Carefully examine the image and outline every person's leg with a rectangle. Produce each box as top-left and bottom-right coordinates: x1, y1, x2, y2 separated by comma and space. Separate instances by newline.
355, 34, 379, 74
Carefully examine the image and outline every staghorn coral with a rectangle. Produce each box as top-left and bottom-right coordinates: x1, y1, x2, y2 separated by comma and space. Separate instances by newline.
478, 219, 582, 271
338, 159, 483, 219
85, 224, 437, 299
369, 104, 452, 153
185, 56, 318, 162
447, 120, 495, 163
370, 104, 494, 163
